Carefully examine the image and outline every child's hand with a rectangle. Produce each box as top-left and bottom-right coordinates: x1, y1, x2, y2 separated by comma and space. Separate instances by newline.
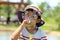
21, 20, 29, 27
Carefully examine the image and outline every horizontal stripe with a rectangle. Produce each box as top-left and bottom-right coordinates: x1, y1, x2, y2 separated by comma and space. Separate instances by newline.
41, 36, 47, 38
41, 36, 47, 40
20, 35, 41, 40
20, 36, 26, 40
20, 35, 29, 39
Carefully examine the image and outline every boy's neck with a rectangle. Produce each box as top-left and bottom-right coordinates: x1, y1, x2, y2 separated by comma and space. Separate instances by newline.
26, 25, 37, 34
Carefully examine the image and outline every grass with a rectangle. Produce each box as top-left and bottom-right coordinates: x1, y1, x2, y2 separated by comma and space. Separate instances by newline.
0, 24, 18, 31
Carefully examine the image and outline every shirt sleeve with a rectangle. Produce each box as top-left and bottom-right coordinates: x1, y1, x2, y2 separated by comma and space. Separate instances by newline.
39, 29, 48, 40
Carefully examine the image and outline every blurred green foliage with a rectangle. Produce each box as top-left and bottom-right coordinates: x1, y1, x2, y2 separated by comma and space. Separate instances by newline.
0, 1, 60, 31
39, 2, 60, 31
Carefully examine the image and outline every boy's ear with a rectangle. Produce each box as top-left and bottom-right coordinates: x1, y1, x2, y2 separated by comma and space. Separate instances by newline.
17, 11, 25, 22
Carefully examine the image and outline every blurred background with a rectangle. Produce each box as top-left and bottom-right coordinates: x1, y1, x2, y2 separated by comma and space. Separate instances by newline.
0, 0, 60, 40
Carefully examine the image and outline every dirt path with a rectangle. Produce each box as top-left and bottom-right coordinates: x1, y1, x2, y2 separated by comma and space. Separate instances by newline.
45, 31, 60, 37
48, 31, 60, 37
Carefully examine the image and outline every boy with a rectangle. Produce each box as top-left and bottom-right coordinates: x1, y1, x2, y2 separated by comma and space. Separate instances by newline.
11, 5, 47, 40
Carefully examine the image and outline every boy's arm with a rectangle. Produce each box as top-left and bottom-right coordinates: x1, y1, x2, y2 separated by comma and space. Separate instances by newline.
11, 20, 27, 40
11, 24, 24, 40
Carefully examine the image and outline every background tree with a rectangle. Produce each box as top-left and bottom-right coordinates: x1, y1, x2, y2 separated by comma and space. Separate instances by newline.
54, 5, 60, 31
39, 2, 47, 12
27, 0, 32, 5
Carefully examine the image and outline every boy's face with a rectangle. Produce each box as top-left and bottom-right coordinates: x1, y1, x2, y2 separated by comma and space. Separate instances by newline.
25, 10, 38, 26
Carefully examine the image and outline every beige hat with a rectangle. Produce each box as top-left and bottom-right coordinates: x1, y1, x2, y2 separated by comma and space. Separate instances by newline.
24, 4, 42, 16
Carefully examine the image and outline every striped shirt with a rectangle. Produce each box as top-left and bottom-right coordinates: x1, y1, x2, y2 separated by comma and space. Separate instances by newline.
19, 27, 47, 40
